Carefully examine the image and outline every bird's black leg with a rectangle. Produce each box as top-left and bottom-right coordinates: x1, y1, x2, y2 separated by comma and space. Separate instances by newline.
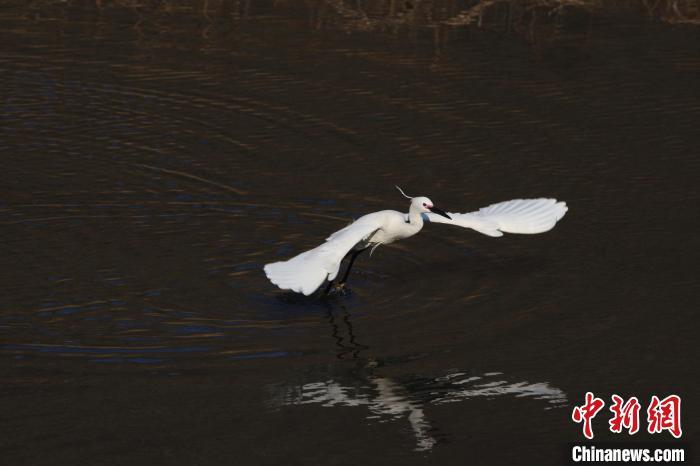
339, 248, 366, 285
324, 278, 336, 295
325, 248, 367, 295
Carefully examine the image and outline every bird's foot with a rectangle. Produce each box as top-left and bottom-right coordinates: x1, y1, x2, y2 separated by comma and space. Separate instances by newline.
327, 283, 347, 296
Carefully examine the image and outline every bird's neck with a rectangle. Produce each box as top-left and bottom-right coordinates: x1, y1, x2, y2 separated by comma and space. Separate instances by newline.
407, 205, 425, 228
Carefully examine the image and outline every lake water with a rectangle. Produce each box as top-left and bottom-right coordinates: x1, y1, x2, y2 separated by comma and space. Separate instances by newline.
1, 2, 698, 464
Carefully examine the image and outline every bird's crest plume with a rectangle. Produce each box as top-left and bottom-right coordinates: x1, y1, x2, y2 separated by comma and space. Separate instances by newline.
395, 185, 412, 200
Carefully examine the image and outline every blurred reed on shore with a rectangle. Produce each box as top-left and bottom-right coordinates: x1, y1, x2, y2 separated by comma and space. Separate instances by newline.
6, 0, 699, 42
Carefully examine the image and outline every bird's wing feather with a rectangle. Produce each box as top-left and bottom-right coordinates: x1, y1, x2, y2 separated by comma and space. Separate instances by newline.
423, 198, 567, 237
264, 217, 381, 296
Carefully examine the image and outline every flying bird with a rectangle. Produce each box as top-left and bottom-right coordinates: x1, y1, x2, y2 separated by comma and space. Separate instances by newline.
264, 187, 567, 296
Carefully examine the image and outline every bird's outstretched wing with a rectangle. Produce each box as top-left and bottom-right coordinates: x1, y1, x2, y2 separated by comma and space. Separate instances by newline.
264, 217, 381, 296
423, 198, 567, 237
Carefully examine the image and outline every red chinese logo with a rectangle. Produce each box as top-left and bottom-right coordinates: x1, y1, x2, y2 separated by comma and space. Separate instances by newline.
609, 394, 641, 435
572, 392, 605, 439
647, 395, 682, 438
572, 393, 682, 439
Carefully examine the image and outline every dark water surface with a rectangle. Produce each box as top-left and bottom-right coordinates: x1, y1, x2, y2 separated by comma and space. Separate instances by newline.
2, 3, 699, 465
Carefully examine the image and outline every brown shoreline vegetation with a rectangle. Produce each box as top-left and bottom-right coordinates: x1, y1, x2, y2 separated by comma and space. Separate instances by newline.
6, 0, 700, 40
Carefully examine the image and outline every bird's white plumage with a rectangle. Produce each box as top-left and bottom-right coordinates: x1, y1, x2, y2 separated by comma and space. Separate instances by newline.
423, 198, 568, 237
264, 218, 381, 296
264, 194, 568, 295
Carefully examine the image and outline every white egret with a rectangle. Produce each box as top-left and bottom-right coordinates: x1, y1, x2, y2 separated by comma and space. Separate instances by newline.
264, 187, 568, 295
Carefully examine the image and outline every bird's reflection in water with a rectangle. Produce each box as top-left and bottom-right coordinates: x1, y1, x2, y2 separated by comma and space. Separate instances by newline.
325, 303, 369, 360
270, 303, 567, 451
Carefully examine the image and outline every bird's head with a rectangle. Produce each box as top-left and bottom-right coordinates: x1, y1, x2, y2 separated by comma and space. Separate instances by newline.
396, 186, 452, 220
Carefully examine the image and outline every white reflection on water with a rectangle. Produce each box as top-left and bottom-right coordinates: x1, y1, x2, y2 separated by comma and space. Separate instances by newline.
270, 369, 567, 451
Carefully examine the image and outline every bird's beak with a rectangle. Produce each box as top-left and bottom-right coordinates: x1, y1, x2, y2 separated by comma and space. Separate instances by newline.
429, 206, 451, 220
